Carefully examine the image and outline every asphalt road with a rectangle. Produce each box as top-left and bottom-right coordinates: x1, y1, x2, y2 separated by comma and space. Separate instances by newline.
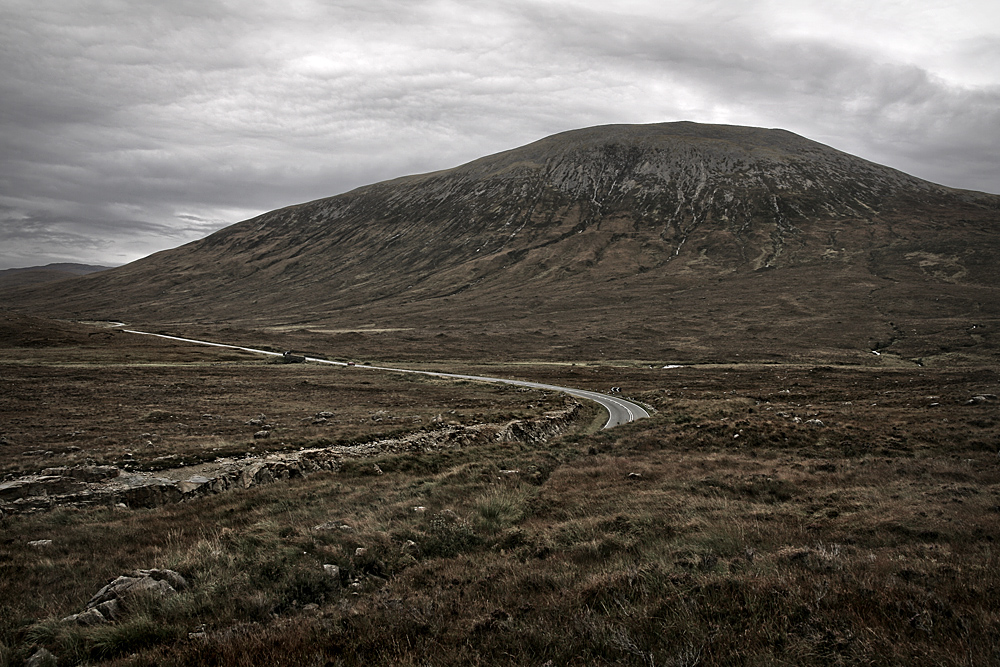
122, 330, 650, 429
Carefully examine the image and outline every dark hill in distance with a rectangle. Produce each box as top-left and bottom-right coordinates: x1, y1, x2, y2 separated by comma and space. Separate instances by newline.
5, 122, 999, 365
0, 263, 111, 290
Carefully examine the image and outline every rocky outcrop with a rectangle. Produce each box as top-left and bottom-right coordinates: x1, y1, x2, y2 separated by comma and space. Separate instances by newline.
0, 475, 87, 501
0, 402, 582, 514
62, 568, 187, 626
39, 465, 119, 482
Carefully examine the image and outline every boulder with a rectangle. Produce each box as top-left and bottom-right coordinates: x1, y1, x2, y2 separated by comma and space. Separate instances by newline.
323, 564, 341, 584
26, 647, 57, 667
117, 477, 182, 508
69, 607, 111, 626
86, 569, 185, 608
93, 598, 123, 621
137, 568, 188, 591
178, 475, 212, 495
0, 476, 86, 500
239, 462, 273, 488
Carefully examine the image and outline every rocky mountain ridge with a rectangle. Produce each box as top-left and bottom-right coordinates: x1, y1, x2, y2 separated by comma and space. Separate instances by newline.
4, 122, 998, 363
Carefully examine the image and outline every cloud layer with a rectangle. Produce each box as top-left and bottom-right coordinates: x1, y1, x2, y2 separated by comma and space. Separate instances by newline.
1, 0, 997, 269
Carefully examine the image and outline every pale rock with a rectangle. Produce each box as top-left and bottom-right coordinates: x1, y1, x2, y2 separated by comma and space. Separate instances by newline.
94, 598, 122, 621
74, 607, 111, 626
178, 475, 212, 495
26, 647, 57, 667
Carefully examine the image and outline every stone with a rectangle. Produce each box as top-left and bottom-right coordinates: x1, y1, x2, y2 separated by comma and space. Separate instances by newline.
253, 430, 271, 439
626, 472, 642, 480
127, 576, 178, 598
401, 540, 419, 555
94, 598, 123, 621
312, 521, 337, 531
86, 570, 183, 609
806, 419, 825, 427
28, 539, 53, 548
138, 568, 188, 591
239, 462, 273, 488
323, 564, 341, 586
354, 547, 368, 558
40, 465, 119, 482
118, 477, 182, 508
74, 607, 111, 626
178, 475, 212, 495
87, 575, 138, 607
0, 476, 86, 500
26, 647, 57, 667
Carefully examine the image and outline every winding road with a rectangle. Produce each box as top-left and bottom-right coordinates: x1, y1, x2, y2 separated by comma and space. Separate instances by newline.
122, 330, 649, 429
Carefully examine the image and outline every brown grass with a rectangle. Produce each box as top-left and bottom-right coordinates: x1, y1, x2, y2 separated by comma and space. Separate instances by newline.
2, 318, 999, 665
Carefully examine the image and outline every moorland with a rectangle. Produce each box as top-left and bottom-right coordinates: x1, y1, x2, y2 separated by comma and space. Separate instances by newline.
2, 122, 999, 665
2, 313, 998, 666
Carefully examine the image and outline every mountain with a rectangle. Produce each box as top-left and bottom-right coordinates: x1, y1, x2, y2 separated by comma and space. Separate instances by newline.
0, 263, 112, 290
4, 122, 999, 364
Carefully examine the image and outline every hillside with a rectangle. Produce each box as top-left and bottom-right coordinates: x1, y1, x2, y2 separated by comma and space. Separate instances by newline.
5, 122, 999, 364
0, 263, 111, 290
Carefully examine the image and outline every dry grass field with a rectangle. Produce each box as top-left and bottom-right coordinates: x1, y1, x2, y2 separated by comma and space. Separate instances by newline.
2, 314, 999, 665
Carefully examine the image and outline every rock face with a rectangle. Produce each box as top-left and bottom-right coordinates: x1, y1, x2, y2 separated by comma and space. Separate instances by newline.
0, 403, 582, 514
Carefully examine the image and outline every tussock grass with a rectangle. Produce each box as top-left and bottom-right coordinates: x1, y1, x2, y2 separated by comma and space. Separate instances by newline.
2, 361, 999, 665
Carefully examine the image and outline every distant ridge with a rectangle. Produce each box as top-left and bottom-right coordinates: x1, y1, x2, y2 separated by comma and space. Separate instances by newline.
0, 263, 112, 290
3, 122, 999, 364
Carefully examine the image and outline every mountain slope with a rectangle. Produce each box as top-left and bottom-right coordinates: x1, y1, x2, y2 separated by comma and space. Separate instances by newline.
5, 122, 999, 363
0, 263, 111, 290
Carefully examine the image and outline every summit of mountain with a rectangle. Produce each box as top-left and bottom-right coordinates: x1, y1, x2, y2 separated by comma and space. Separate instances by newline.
5, 122, 999, 364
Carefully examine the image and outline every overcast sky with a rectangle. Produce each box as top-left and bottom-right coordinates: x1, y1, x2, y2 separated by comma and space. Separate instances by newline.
1, 0, 997, 270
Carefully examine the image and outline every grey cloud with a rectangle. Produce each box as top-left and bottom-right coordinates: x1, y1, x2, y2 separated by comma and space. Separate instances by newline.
0, 0, 996, 269
510, 3, 1000, 191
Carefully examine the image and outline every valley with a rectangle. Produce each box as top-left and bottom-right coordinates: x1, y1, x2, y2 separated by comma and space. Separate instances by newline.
2, 122, 999, 665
